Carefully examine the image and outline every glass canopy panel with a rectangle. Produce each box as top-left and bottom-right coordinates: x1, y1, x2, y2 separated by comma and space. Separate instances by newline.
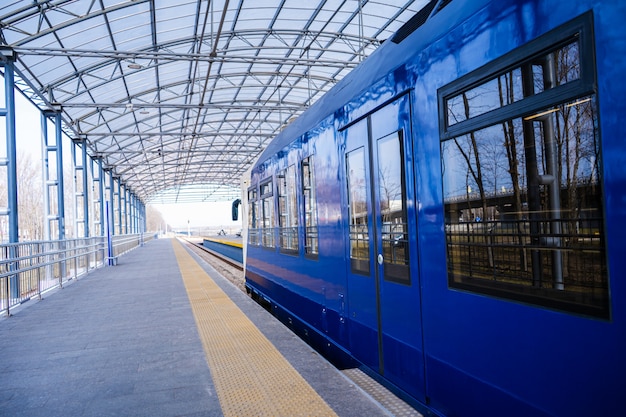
108, 6, 153, 51
0, 0, 431, 203
55, 18, 110, 50
89, 78, 127, 103
158, 61, 192, 85
155, 0, 199, 45
125, 71, 156, 97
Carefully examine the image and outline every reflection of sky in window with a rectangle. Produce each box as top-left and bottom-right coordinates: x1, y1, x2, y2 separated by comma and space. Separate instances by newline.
347, 148, 367, 216
442, 123, 520, 200
447, 41, 581, 127
443, 96, 598, 202
447, 69, 524, 125
378, 134, 402, 211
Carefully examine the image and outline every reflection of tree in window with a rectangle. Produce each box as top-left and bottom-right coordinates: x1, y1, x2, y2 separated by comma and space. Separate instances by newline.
260, 181, 274, 248
440, 29, 608, 317
346, 148, 369, 273
247, 187, 259, 246
302, 156, 318, 258
377, 132, 410, 284
278, 165, 298, 253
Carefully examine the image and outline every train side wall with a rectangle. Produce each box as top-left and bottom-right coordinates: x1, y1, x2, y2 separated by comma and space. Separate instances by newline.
245, 1, 626, 415
412, 1, 625, 416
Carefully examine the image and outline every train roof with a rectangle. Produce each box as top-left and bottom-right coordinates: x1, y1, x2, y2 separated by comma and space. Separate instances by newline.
252, 0, 490, 169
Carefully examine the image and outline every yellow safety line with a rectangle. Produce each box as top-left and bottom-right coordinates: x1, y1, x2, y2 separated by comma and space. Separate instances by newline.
172, 239, 337, 417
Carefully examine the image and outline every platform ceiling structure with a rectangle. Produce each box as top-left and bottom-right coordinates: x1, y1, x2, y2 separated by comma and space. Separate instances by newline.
0, 0, 428, 204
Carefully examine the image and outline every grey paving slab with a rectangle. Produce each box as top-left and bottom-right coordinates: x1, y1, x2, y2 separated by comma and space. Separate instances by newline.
0, 239, 221, 417
0, 238, 391, 417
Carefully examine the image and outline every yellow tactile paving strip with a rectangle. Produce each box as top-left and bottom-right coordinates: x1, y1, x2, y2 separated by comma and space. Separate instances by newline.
172, 239, 338, 417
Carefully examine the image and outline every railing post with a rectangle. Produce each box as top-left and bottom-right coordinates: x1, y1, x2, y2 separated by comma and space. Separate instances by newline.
36, 243, 42, 300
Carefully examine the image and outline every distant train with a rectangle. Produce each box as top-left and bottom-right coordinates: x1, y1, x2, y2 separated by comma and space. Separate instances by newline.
240, 1, 625, 415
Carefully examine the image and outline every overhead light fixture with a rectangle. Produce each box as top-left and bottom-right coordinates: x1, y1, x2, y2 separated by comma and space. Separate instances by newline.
127, 60, 142, 69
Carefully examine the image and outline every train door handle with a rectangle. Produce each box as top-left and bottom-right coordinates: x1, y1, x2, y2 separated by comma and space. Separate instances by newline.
377, 254, 383, 265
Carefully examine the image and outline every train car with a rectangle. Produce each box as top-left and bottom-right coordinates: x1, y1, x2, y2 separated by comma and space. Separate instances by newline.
242, 1, 625, 415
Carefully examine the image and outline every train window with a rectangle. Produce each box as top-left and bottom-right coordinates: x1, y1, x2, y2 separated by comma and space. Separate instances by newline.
346, 148, 369, 274
377, 131, 410, 284
247, 187, 259, 246
301, 155, 319, 259
260, 179, 275, 248
446, 40, 580, 127
278, 165, 299, 254
439, 14, 609, 318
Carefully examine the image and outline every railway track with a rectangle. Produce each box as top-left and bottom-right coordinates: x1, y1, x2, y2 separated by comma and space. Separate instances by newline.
181, 238, 246, 292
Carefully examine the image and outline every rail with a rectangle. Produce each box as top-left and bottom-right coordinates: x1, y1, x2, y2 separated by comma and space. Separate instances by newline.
0, 233, 156, 316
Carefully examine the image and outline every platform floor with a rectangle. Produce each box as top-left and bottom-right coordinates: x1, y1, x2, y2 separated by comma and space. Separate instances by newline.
0, 238, 411, 417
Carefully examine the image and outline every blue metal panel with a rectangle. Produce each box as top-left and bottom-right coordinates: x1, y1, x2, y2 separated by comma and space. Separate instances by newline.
202, 239, 243, 264
412, 2, 626, 416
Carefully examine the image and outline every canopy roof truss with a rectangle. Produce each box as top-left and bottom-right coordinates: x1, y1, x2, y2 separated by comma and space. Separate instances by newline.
0, 0, 428, 203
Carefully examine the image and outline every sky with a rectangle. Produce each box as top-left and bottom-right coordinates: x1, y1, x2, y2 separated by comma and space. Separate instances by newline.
154, 201, 241, 229
1, 77, 243, 229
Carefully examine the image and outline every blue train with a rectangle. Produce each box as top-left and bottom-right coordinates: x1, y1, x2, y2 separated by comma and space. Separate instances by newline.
241, 1, 625, 415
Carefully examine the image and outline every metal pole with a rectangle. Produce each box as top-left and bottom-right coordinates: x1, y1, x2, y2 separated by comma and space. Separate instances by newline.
71, 139, 80, 238
108, 170, 114, 236
2, 49, 19, 300
540, 54, 564, 290
124, 187, 130, 234
3, 53, 18, 245
41, 112, 51, 241
54, 110, 65, 241
82, 138, 90, 238
97, 159, 105, 236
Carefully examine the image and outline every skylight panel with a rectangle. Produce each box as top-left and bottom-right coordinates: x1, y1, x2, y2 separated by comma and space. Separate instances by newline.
155, 0, 197, 44
107, 3, 153, 51
88, 78, 127, 103
55, 17, 110, 50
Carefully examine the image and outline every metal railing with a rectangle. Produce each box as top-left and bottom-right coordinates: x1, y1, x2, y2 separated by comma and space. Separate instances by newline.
0, 233, 155, 316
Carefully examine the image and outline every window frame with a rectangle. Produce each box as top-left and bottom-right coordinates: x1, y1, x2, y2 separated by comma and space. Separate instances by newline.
247, 185, 259, 246
277, 165, 299, 255
439, 12, 596, 141
259, 178, 275, 249
301, 154, 319, 259
437, 12, 610, 318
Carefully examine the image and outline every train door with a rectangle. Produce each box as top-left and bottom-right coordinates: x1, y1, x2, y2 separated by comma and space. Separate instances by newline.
344, 94, 425, 401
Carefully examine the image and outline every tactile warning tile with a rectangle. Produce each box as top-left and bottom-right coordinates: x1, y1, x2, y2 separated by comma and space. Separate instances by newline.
172, 240, 337, 417
342, 368, 423, 417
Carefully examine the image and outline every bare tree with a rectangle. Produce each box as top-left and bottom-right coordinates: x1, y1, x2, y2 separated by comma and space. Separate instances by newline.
146, 204, 167, 233
0, 151, 45, 242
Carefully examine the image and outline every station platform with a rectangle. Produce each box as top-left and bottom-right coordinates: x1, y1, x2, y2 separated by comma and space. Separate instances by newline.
0, 238, 416, 417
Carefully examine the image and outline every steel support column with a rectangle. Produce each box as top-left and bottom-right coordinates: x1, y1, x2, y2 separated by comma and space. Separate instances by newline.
1, 48, 19, 300
106, 170, 114, 236
124, 186, 129, 234
131, 193, 137, 233
41, 107, 65, 241
1, 49, 18, 243
115, 178, 122, 235
90, 157, 105, 236
71, 137, 90, 238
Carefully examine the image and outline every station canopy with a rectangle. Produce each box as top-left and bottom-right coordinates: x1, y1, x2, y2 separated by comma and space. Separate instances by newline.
0, 0, 429, 204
